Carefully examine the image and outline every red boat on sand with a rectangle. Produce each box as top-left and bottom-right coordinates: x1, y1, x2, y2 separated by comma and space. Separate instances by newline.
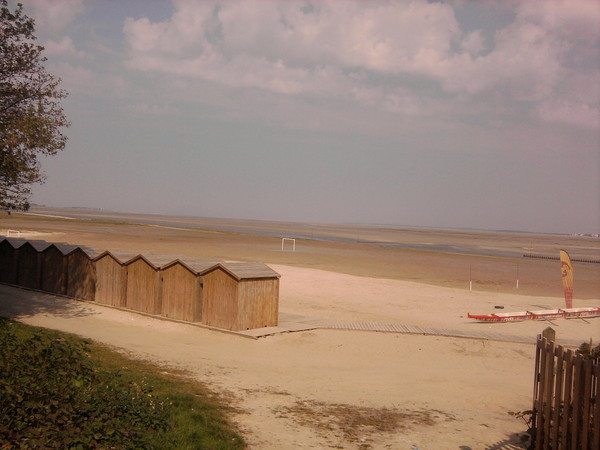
467, 307, 600, 323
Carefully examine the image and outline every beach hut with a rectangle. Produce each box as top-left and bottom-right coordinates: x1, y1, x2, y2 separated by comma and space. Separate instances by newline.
40, 244, 68, 295
93, 251, 127, 307
201, 262, 280, 331
15, 240, 49, 289
65, 247, 96, 301
159, 259, 220, 322
159, 260, 203, 322
124, 255, 162, 315
0, 238, 18, 284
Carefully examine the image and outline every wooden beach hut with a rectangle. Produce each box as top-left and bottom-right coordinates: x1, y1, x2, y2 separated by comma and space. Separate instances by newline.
124, 255, 162, 315
159, 259, 220, 322
0, 238, 18, 284
65, 246, 96, 301
15, 240, 50, 289
40, 244, 68, 295
201, 262, 280, 331
93, 251, 127, 307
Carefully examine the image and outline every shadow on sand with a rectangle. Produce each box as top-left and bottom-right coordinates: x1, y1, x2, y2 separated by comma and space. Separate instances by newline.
0, 284, 99, 320
459, 432, 529, 449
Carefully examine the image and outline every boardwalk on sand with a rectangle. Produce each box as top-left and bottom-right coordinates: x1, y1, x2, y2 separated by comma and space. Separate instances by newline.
238, 312, 587, 345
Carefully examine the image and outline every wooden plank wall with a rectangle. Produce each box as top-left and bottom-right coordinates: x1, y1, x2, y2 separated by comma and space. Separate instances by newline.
16, 243, 41, 289
237, 278, 279, 330
40, 246, 67, 295
0, 240, 18, 284
94, 254, 127, 307
66, 249, 96, 301
532, 330, 598, 449
0, 240, 281, 331
202, 268, 238, 330
160, 263, 202, 322
125, 258, 162, 315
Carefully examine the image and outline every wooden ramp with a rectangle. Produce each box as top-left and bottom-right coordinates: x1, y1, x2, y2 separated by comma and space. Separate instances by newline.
238, 314, 585, 346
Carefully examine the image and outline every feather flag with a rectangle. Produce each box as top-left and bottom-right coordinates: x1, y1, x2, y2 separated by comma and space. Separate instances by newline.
559, 250, 574, 308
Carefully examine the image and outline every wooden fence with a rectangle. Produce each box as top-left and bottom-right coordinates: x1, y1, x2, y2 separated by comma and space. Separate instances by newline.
0, 238, 280, 331
532, 327, 599, 449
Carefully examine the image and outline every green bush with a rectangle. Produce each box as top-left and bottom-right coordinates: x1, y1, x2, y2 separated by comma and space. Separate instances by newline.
0, 318, 168, 448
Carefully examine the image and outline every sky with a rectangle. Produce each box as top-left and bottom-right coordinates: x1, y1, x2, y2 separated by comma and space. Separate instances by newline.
18, 0, 600, 234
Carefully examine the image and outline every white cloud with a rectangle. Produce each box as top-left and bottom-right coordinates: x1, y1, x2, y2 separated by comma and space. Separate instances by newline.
122, 0, 599, 130
27, 0, 86, 34
44, 36, 86, 59
48, 62, 132, 99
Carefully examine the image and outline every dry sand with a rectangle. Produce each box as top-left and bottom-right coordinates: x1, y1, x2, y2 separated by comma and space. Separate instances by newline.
1, 209, 599, 449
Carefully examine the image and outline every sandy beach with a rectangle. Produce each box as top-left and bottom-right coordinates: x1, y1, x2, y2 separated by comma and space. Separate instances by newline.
1, 208, 599, 449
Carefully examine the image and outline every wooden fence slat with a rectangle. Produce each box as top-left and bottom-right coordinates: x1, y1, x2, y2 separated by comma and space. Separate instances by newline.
550, 345, 565, 447
535, 337, 549, 450
543, 339, 556, 447
561, 349, 574, 449
570, 356, 583, 450
593, 363, 599, 450
580, 360, 593, 449
531, 332, 597, 450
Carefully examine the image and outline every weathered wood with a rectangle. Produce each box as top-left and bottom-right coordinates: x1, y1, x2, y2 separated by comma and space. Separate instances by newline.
592, 360, 600, 448
93, 252, 127, 307
201, 264, 280, 331
580, 360, 592, 449
535, 337, 548, 450
532, 333, 597, 450
201, 266, 238, 330
550, 345, 565, 447
40, 245, 67, 295
237, 278, 279, 329
542, 339, 555, 448
15, 242, 41, 289
561, 349, 574, 449
0, 239, 18, 284
66, 248, 96, 301
125, 256, 162, 315
571, 356, 583, 450
160, 261, 202, 322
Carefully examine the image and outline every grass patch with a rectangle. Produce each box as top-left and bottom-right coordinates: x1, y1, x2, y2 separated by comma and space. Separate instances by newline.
0, 317, 245, 449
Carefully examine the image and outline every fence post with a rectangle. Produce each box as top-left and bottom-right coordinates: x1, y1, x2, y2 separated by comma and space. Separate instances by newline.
542, 327, 555, 341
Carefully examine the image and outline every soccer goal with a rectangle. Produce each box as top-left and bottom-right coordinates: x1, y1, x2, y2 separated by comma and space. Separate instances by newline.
6, 229, 20, 238
281, 238, 296, 252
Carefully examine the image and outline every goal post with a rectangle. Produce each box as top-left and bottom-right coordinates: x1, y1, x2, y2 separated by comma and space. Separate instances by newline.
281, 238, 296, 252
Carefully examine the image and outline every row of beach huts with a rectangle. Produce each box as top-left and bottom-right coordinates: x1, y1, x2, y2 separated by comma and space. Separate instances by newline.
0, 238, 280, 331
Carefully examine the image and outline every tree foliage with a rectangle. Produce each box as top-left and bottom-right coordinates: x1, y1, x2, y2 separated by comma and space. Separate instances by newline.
0, 0, 69, 210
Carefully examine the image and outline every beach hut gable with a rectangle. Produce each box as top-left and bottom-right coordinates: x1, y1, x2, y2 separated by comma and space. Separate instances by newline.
125, 255, 162, 315
124, 254, 160, 269
160, 260, 202, 322
160, 259, 197, 275
92, 250, 122, 264
201, 263, 280, 331
40, 244, 67, 295
94, 251, 126, 307
65, 247, 96, 301
16, 241, 41, 289
0, 238, 18, 284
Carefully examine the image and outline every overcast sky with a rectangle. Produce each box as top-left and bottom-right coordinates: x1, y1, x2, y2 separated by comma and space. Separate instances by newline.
22, 0, 600, 234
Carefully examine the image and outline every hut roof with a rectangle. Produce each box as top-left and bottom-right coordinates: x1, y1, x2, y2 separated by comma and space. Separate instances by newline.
213, 262, 280, 280
123, 254, 173, 269
160, 258, 222, 275
12, 238, 52, 252
51, 243, 80, 255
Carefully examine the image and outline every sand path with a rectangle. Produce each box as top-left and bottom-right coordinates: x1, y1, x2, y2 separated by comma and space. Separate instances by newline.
2, 263, 598, 449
